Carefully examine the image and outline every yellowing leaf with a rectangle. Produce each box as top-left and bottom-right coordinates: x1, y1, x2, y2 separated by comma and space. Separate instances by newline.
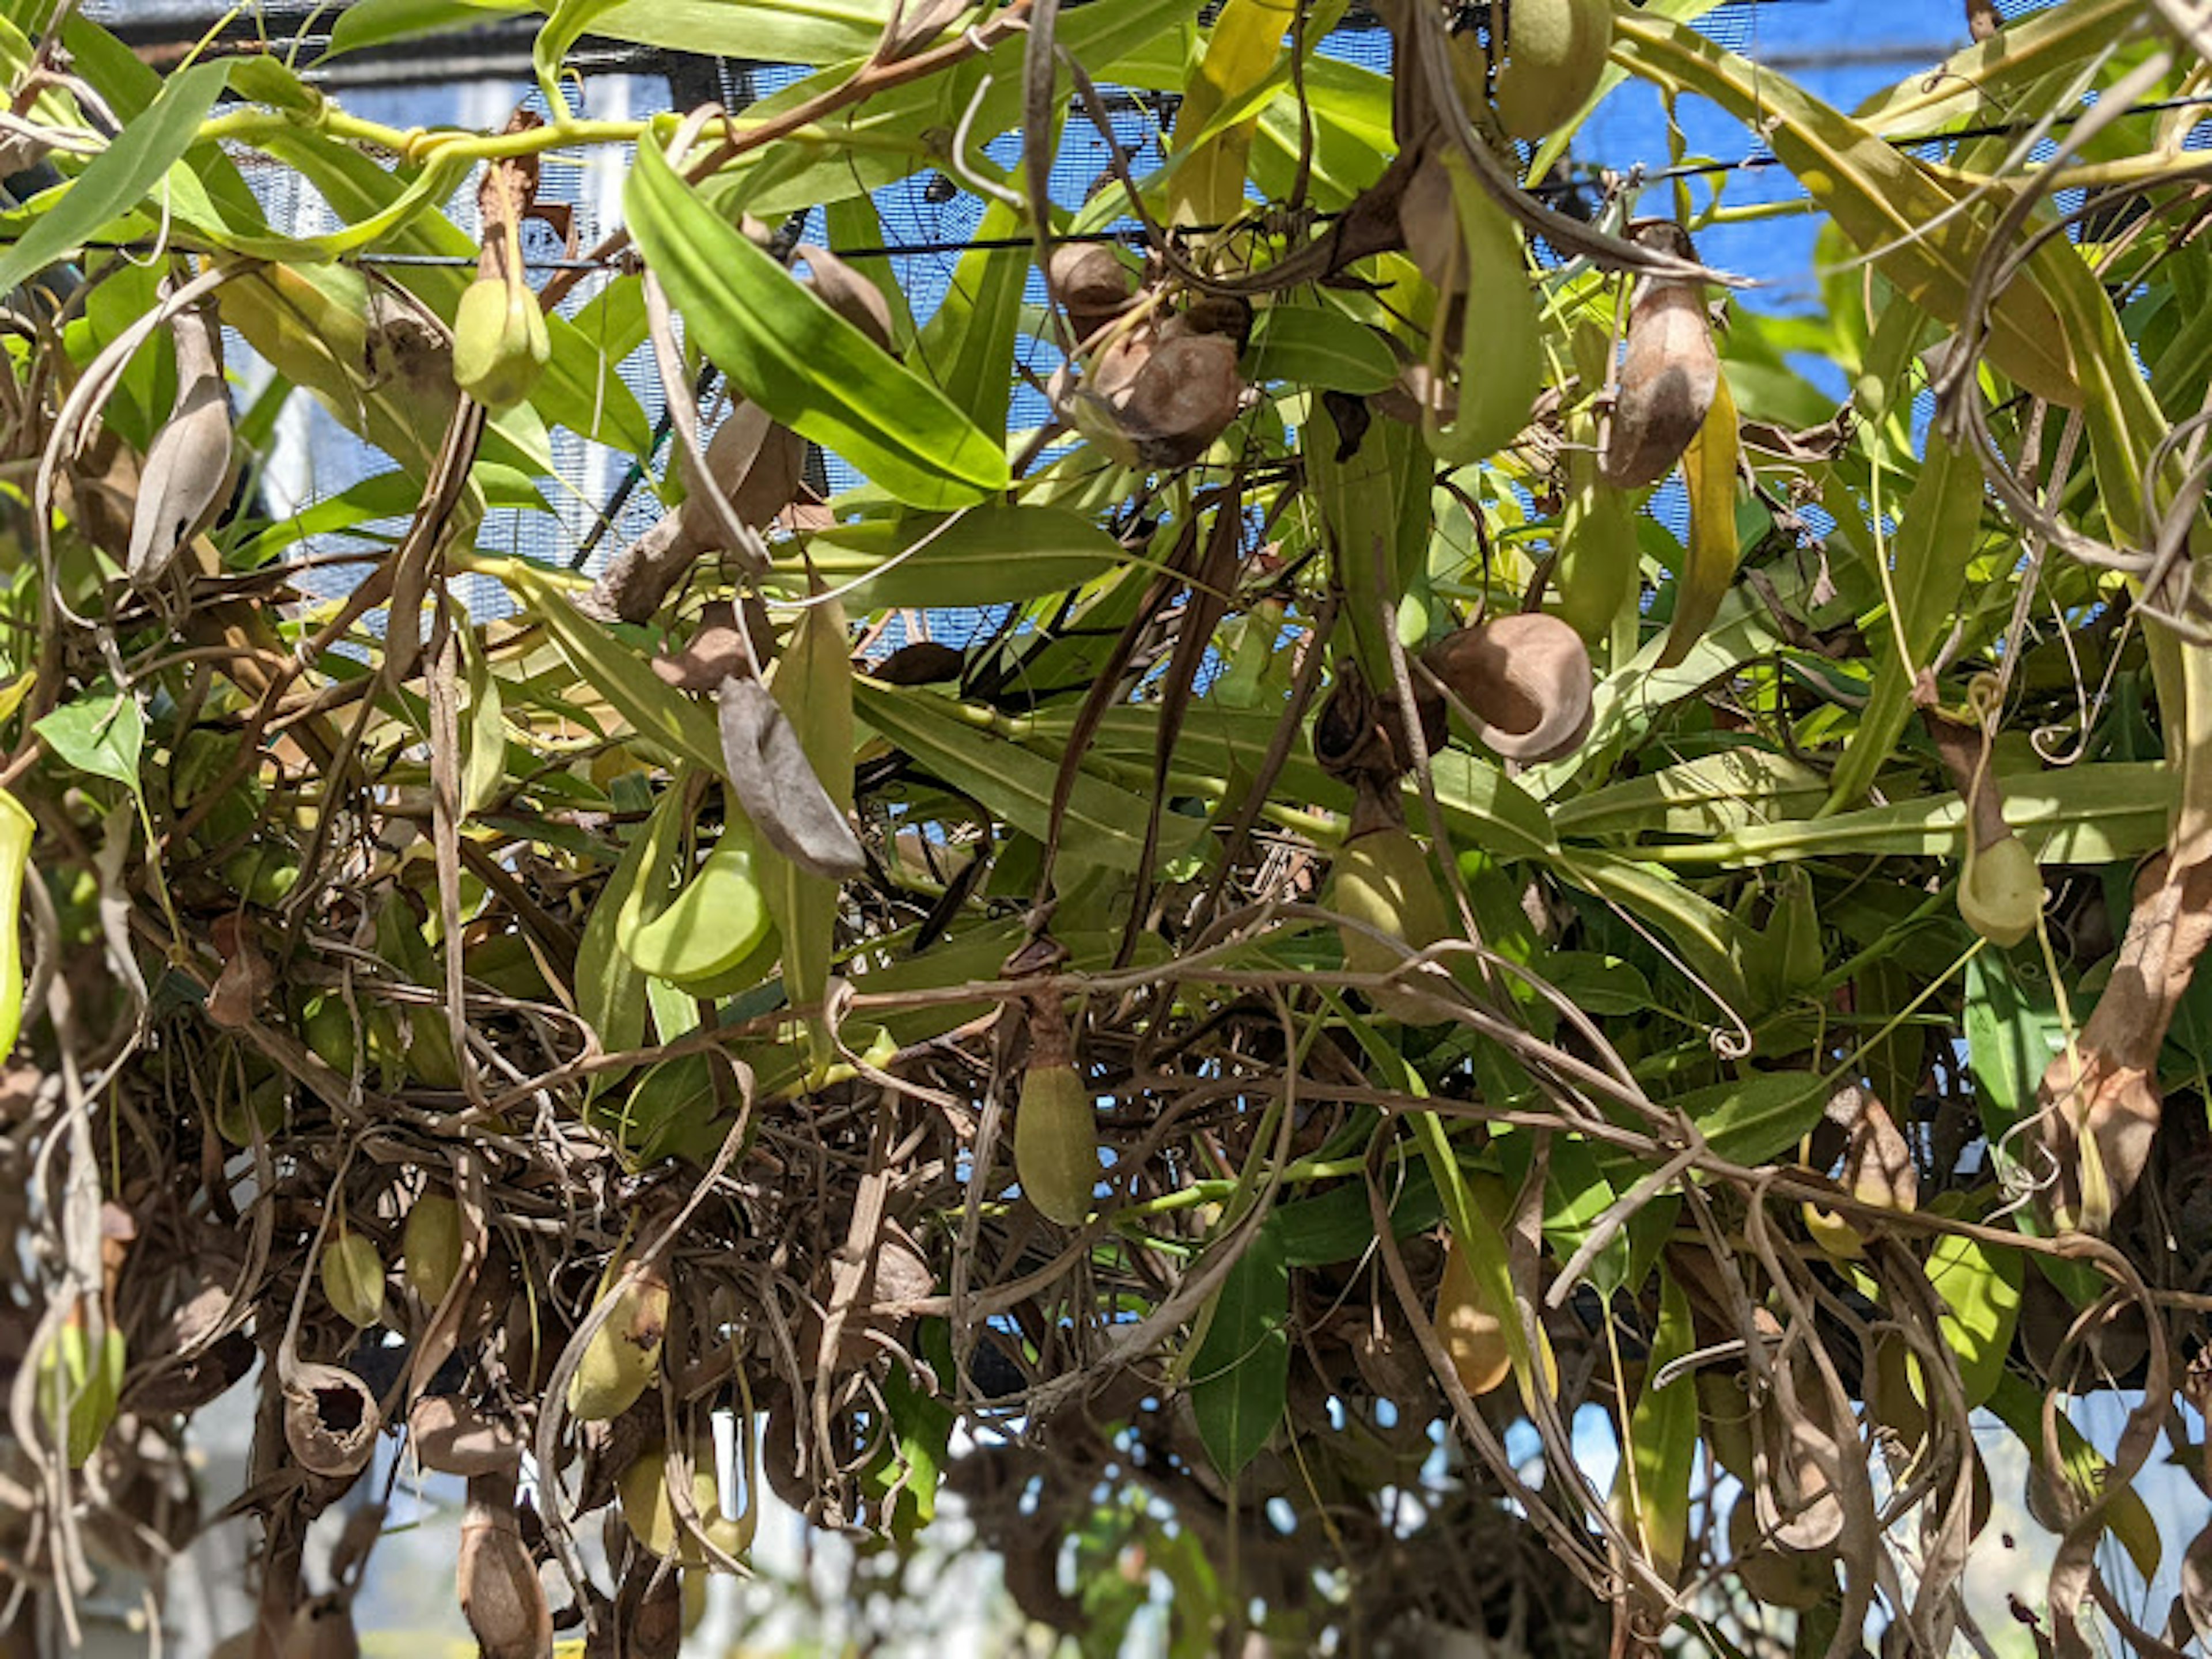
1656, 370, 1740, 671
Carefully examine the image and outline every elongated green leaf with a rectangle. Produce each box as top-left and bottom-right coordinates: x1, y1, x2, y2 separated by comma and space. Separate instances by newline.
577, 792, 673, 1095
0, 60, 229, 298
1307, 393, 1430, 690
0, 789, 33, 1058
551, 0, 893, 67
1673, 1070, 1827, 1165
1271, 1163, 1441, 1267
1628, 1274, 1697, 1585
1926, 1229, 2021, 1410
1850, 0, 2140, 138
910, 200, 1027, 434
1987, 1370, 2161, 1581
1614, 15, 2082, 406
1646, 761, 2174, 868
328, 0, 526, 54
1190, 1218, 1290, 1478
853, 684, 1162, 873
1241, 301, 1396, 393
481, 556, 722, 772
783, 505, 1127, 611
1962, 949, 2065, 1145
1554, 749, 1830, 842
628, 143, 1007, 509
1560, 851, 1754, 1016
1827, 435, 1988, 809
460, 624, 507, 818
1169, 0, 1295, 225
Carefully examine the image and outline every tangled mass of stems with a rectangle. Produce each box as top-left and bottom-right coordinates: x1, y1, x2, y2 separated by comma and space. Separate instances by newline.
13, 0, 2212, 1653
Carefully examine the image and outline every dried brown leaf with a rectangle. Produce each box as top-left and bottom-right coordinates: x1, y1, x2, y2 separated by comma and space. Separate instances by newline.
714, 675, 866, 880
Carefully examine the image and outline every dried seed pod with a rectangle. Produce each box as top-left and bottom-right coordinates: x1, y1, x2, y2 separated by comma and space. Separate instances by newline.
675, 400, 807, 549
800, 245, 896, 353
128, 296, 233, 586
617, 1558, 685, 1659
1751, 1374, 1847, 1554
1490, 0, 1613, 140
567, 1259, 670, 1422
452, 272, 551, 411
283, 1361, 380, 1480
1014, 1062, 1097, 1228
1327, 823, 1455, 1022
1422, 613, 1593, 763
402, 1192, 464, 1308
1958, 832, 2042, 948
872, 640, 967, 686
320, 1227, 387, 1329
1100, 332, 1245, 468
1726, 1499, 1835, 1612
1433, 1234, 1510, 1398
459, 1472, 552, 1659
1046, 244, 1136, 343
1600, 221, 1718, 490
409, 1393, 524, 1477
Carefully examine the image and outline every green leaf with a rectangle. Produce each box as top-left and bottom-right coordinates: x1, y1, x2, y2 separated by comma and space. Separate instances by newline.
1628, 1274, 1698, 1585
1241, 302, 1396, 393
1168, 0, 1296, 225
1849, 0, 2140, 138
1189, 1218, 1290, 1478
1826, 435, 1989, 808
787, 505, 1128, 611
460, 624, 507, 819
1271, 1161, 1441, 1267
1560, 851, 1754, 1016
328, 0, 525, 55
1962, 949, 2065, 1146
1987, 1370, 2161, 1581
1673, 1070, 1828, 1165
1626, 761, 2175, 868
910, 199, 1028, 435
546, 0, 895, 68
852, 683, 1164, 873
574, 805, 659, 1090
0, 788, 33, 1058
0, 59, 230, 300
1925, 1229, 2022, 1410
37, 694, 146, 793
1554, 748, 1831, 843
478, 556, 722, 774
627, 142, 1009, 510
